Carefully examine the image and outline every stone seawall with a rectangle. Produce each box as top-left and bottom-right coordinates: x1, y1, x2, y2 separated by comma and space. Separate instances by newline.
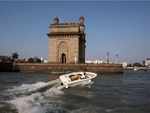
14, 63, 123, 73
0, 62, 13, 72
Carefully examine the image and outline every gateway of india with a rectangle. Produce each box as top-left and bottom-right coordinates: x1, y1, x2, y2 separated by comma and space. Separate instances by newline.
47, 16, 86, 64
11, 16, 122, 73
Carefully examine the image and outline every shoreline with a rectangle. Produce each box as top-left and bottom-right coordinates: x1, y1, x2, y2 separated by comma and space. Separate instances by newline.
0, 63, 123, 74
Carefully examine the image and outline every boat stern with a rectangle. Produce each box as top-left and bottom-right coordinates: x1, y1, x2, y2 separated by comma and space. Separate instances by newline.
59, 75, 70, 88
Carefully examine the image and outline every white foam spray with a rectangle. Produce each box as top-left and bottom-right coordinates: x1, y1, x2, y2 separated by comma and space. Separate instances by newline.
8, 82, 47, 94
8, 77, 93, 113
8, 79, 60, 95
8, 79, 64, 113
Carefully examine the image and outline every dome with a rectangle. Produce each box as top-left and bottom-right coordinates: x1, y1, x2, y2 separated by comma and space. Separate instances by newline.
53, 17, 59, 24
79, 16, 85, 20
79, 16, 85, 25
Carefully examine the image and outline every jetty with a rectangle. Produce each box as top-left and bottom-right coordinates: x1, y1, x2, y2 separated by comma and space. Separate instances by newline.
13, 63, 123, 73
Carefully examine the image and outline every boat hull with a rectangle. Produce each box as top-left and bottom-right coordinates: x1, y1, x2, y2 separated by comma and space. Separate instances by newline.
59, 72, 97, 88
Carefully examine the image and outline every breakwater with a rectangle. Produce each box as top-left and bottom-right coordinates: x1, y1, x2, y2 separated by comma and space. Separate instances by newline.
12, 63, 123, 73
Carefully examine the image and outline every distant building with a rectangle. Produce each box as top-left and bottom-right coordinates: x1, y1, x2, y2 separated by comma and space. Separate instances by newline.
86, 59, 104, 64
43, 59, 48, 63
122, 62, 128, 68
47, 17, 86, 64
145, 58, 150, 67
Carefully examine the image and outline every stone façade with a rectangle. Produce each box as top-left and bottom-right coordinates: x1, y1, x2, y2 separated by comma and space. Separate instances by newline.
47, 17, 86, 64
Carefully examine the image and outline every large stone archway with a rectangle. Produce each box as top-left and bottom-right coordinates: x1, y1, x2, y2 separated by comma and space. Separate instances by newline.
57, 41, 68, 64
61, 53, 66, 63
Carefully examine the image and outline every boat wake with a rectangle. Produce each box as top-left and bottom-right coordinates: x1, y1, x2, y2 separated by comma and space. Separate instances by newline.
6, 75, 95, 113
7, 79, 65, 113
8, 79, 63, 95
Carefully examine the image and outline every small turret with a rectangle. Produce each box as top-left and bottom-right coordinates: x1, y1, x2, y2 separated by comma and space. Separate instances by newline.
79, 16, 85, 32
79, 16, 85, 25
53, 17, 59, 24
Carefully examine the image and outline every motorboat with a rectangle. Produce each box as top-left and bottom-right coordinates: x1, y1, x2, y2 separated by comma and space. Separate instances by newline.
59, 72, 97, 88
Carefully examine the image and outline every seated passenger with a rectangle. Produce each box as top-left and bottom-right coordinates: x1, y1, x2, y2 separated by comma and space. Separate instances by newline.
70, 74, 80, 81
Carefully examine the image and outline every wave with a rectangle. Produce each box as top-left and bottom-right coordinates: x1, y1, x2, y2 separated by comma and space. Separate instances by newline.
8, 79, 61, 95
7, 76, 94, 113
8, 79, 65, 113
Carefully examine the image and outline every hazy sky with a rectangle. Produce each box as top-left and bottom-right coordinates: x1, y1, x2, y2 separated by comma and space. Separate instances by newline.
0, 1, 150, 63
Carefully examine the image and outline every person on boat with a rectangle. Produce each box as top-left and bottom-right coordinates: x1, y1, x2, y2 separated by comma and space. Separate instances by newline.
70, 74, 80, 81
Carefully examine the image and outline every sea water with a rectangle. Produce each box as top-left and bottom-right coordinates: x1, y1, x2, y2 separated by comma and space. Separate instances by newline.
0, 71, 150, 113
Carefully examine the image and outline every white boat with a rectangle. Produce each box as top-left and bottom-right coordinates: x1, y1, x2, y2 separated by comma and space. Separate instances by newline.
59, 72, 97, 88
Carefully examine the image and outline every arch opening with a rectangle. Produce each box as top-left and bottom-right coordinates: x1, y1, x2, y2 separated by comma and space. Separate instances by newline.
61, 53, 66, 64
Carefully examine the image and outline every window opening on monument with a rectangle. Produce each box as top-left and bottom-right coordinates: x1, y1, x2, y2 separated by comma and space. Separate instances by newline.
61, 53, 66, 64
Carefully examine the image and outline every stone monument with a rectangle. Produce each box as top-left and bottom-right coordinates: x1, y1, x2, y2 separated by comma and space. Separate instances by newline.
47, 16, 86, 64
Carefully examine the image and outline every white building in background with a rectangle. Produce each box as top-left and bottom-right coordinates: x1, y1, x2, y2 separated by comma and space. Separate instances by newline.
122, 62, 128, 68
145, 58, 150, 67
85, 59, 104, 64
40, 57, 48, 63
43, 59, 48, 63
40, 57, 44, 62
